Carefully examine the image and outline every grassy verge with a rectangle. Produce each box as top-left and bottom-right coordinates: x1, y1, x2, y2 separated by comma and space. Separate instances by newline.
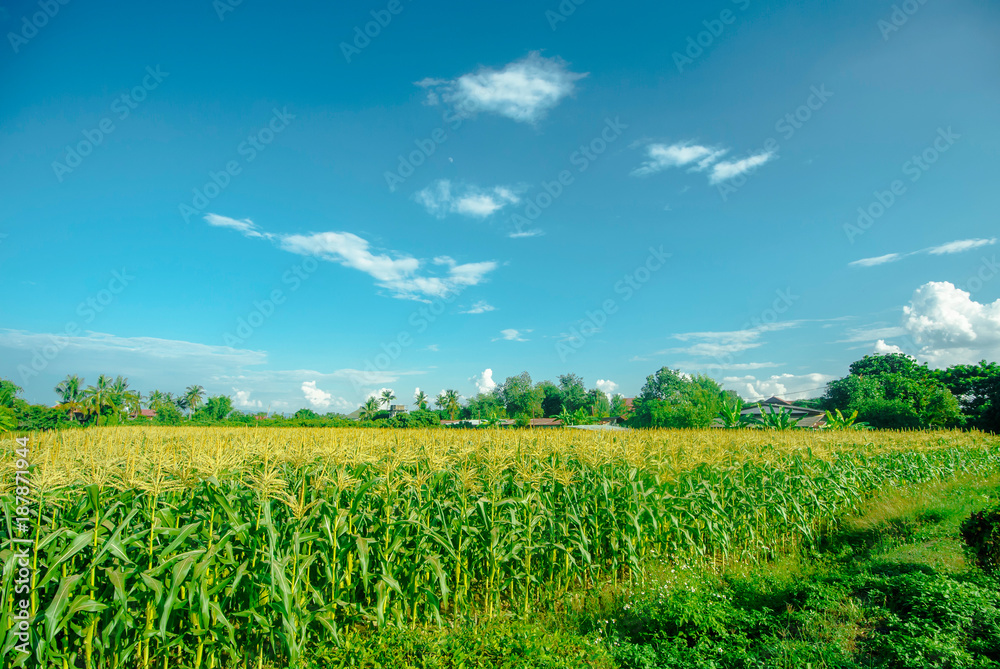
298, 474, 1000, 669
590, 473, 1000, 668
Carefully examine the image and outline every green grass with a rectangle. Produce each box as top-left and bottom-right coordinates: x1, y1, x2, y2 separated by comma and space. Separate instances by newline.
295, 474, 1000, 669
589, 473, 1000, 668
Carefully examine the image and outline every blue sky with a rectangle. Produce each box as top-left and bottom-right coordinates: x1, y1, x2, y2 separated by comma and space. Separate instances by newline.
2, 0, 999, 413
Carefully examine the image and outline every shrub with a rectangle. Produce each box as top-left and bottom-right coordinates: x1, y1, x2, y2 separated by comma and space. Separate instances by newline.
960, 506, 1000, 572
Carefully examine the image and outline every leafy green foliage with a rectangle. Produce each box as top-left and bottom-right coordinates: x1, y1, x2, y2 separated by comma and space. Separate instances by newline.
632, 368, 726, 428
960, 506, 1000, 573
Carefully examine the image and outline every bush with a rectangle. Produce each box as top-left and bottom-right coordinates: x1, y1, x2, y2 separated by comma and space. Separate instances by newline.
961, 506, 1000, 572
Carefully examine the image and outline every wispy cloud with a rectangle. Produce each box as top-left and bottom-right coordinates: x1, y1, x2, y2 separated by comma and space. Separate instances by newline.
204, 214, 273, 240
417, 51, 587, 124
634, 323, 798, 360
630, 141, 775, 184
708, 151, 776, 184
630, 142, 727, 177
204, 214, 498, 301
849, 253, 901, 267
849, 238, 996, 268
414, 180, 520, 218
509, 229, 544, 239
928, 238, 997, 255
494, 328, 531, 342
461, 300, 496, 314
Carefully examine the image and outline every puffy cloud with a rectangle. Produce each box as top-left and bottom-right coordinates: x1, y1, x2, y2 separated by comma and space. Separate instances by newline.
596, 379, 618, 397
234, 389, 263, 409
471, 369, 497, 394
874, 340, 904, 355
415, 180, 520, 219
417, 52, 587, 124
722, 372, 836, 402
899, 281, 1000, 366
301, 381, 353, 411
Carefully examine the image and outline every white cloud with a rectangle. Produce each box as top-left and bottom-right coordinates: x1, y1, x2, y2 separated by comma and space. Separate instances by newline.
630, 142, 727, 177
898, 281, 1000, 366
663, 322, 799, 358
415, 180, 521, 219
471, 369, 497, 394
677, 361, 783, 372
596, 379, 618, 398
204, 214, 498, 301
495, 328, 531, 342
204, 214, 272, 240
849, 238, 996, 268
708, 151, 776, 184
928, 238, 997, 255
722, 372, 836, 402
234, 389, 263, 410
838, 325, 908, 343
509, 229, 544, 239
849, 253, 901, 267
417, 51, 587, 124
462, 300, 496, 314
873, 340, 904, 355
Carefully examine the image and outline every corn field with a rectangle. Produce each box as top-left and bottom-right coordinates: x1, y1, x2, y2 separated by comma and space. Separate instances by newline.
2, 427, 999, 668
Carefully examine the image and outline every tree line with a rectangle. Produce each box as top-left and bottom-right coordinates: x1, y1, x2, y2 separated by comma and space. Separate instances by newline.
1, 353, 997, 432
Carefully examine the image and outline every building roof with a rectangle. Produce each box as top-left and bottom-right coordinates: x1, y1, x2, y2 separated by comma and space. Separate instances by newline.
567, 424, 631, 431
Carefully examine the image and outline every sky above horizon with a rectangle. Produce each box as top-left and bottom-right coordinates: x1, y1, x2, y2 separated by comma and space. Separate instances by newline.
2, 0, 999, 413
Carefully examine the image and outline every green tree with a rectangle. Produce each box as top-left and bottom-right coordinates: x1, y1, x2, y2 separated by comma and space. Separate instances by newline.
537, 380, 563, 417
414, 389, 429, 411
184, 385, 206, 415
55, 374, 84, 404
587, 388, 611, 417
360, 397, 381, 421
632, 367, 725, 428
499, 372, 542, 418
198, 395, 233, 422
83, 374, 117, 426
610, 394, 631, 419
936, 361, 1000, 432
380, 389, 396, 409
558, 373, 588, 413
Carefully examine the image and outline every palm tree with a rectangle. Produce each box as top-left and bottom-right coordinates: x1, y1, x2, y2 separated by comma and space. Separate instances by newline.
55, 374, 84, 403
83, 374, 116, 426
359, 397, 381, 421
414, 389, 429, 411
444, 389, 461, 420
111, 376, 141, 418
380, 389, 396, 409
184, 385, 206, 416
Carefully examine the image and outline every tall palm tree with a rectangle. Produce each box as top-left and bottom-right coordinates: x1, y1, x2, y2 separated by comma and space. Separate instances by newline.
55, 374, 84, 403
111, 376, 141, 418
380, 389, 396, 409
359, 397, 381, 421
184, 385, 206, 416
444, 389, 461, 420
83, 374, 116, 426
414, 389, 429, 411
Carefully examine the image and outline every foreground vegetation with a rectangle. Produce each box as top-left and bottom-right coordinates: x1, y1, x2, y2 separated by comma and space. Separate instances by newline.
2, 428, 999, 668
